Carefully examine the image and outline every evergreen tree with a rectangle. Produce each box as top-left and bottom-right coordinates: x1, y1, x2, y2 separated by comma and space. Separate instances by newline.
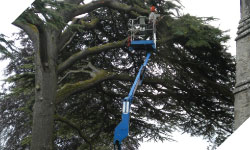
0, 0, 235, 149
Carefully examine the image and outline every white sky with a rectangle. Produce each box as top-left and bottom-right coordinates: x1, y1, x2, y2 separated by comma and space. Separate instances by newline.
0, 0, 240, 150
0, 0, 34, 35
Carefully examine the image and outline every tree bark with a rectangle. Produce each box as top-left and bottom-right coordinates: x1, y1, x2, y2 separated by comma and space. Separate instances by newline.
31, 27, 58, 150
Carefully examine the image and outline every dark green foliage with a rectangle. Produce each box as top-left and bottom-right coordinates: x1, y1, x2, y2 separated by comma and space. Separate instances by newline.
0, 32, 34, 150
0, 34, 16, 60
156, 14, 235, 143
0, 0, 235, 149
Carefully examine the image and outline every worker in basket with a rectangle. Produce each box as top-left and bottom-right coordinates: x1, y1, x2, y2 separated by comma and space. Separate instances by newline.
147, 5, 159, 40
127, 6, 160, 46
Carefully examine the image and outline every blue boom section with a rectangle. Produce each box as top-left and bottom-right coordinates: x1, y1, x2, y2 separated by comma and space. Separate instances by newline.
114, 52, 152, 145
129, 40, 156, 51
113, 102, 130, 145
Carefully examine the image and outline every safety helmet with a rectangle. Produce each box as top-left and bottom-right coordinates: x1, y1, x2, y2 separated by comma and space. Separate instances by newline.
150, 6, 156, 12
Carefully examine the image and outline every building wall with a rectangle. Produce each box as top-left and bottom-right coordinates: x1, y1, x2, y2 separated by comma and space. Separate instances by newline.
234, 0, 250, 130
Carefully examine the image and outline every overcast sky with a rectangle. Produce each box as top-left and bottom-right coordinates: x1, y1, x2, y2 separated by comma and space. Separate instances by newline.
0, 0, 240, 150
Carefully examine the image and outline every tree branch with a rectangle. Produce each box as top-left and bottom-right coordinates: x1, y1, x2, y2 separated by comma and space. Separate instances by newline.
112, 73, 168, 86
56, 70, 114, 104
12, 20, 39, 44
58, 62, 101, 84
107, 0, 148, 14
63, 0, 111, 22
58, 70, 93, 84
54, 115, 93, 150
57, 18, 99, 52
56, 70, 172, 104
64, 0, 83, 5
57, 39, 127, 74
63, 0, 149, 23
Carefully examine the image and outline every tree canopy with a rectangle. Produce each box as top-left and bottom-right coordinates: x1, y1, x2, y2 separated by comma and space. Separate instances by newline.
0, 0, 235, 150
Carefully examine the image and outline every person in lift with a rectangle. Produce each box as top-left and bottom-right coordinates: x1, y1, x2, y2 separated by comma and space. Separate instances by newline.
147, 6, 159, 40
149, 6, 157, 24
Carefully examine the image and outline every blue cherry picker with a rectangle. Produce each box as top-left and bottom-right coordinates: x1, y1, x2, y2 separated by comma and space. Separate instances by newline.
113, 6, 160, 150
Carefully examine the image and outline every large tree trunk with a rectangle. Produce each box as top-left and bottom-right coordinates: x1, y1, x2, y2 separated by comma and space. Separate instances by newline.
234, 0, 250, 130
31, 27, 58, 150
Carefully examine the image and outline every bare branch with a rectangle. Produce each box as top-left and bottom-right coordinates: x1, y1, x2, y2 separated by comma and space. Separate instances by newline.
57, 39, 127, 74
87, 61, 100, 73
56, 70, 114, 104
58, 62, 101, 84
58, 70, 93, 84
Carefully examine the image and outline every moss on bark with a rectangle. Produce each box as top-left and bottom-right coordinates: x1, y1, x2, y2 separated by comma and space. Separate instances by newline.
56, 70, 113, 104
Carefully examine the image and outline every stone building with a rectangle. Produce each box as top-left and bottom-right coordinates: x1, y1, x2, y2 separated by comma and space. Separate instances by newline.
234, 0, 250, 129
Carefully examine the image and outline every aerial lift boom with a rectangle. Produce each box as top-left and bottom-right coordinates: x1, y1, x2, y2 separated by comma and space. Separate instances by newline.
114, 7, 159, 150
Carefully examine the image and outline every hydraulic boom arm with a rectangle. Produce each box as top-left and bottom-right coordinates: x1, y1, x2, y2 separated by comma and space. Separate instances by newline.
113, 9, 159, 149
113, 52, 151, 150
